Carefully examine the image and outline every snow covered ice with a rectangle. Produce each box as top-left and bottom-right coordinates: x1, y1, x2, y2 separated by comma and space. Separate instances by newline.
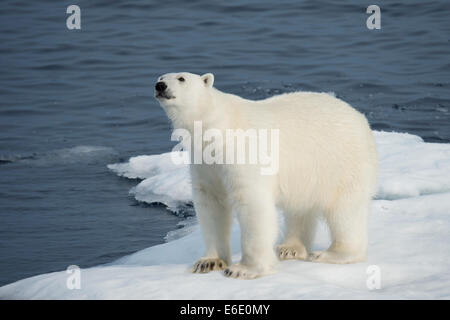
0, 131, 449, 299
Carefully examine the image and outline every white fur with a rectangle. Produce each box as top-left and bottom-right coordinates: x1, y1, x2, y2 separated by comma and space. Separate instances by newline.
156, 72, 378, 279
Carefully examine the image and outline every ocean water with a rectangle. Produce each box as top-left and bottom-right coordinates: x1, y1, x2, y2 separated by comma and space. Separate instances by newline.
0, 0, 449, 286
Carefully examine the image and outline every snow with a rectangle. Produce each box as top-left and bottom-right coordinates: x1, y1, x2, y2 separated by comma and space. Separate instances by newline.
1, 131, 449, 299
375, 131, 450, 199
108, 153, 191, 212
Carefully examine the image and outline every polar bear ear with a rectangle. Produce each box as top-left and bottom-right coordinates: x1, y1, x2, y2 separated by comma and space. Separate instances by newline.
201, 73, 214, 88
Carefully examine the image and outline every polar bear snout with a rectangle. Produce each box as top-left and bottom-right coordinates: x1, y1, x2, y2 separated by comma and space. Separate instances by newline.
155, 81, 167, 93
155, 81, 175, 100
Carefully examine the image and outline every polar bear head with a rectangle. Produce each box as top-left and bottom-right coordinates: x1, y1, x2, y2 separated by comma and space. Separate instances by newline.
154, 72, 214, 128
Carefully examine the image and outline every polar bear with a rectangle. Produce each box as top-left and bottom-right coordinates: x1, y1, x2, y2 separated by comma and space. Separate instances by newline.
155, 72, 378, 279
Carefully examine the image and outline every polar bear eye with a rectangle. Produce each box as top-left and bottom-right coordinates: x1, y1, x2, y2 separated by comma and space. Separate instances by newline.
178, 77, 185, 82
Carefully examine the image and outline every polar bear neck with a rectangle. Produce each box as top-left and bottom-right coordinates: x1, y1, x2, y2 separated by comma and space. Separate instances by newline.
181, 87, 251, 134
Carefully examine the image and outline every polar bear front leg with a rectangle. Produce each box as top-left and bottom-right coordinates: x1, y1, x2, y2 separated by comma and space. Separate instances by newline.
224, 188, 278, 279
191, 187, 232, 274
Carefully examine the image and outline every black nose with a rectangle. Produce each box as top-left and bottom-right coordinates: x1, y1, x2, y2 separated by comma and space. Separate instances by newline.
155, 81, 167, 92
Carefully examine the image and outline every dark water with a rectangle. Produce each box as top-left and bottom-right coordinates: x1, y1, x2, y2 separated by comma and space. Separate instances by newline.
0, 0, 449, 286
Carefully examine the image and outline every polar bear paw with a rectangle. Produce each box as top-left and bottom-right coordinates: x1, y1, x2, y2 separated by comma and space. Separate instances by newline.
276, 244, 308, 260
223, 264, 263, 280
190, 258, 227, 273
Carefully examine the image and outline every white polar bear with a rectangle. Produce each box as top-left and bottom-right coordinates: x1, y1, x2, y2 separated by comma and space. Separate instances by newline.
155, 72, 378, 279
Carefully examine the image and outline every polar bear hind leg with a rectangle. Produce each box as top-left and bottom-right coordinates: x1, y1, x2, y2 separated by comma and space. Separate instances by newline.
309, 201, 368, 264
